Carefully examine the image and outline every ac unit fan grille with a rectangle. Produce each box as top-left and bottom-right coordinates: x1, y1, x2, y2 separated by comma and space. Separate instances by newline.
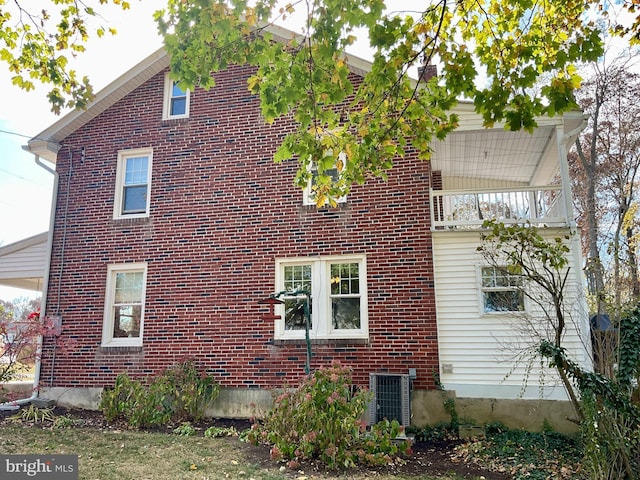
368, 373, 410, 426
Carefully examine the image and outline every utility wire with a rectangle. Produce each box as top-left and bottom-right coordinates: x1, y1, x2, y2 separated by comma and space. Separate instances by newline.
0, 166, 44, 185
0, 128, 34, 139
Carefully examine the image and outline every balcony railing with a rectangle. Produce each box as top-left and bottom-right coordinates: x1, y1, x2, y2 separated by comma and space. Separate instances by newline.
430, 186, 568, 230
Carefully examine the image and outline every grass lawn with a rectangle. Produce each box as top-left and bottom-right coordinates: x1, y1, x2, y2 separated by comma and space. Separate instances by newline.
0, 423, 476, 480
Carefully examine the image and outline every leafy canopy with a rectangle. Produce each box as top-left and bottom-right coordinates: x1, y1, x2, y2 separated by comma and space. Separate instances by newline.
0, 0, 130, 113
155, 0, 603, 206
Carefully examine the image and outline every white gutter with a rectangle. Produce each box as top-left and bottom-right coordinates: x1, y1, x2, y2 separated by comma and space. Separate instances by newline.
0, 153, 58, 410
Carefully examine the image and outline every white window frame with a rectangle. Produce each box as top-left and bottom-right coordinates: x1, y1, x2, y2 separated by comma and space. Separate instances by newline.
113, 147, 153, 220
162, 74, 190, 120
479, 265, 525, 314
303, 151, 348, 206
101, 262, 148, 347
274, 255, 368, 340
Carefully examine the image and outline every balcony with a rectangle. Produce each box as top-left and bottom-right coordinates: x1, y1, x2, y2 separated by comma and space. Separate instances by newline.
430, 185, 569, 230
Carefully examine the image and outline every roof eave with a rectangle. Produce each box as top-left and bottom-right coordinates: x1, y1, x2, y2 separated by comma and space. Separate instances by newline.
25, 47, 170, 163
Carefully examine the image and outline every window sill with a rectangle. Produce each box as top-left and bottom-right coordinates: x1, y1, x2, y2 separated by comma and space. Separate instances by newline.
97, 345, 143, 354
161, 116, 190, 123
111, 216, 150, 225
300, 203, 349, 212
273, 337, 369, 346
481, 310, 526, 316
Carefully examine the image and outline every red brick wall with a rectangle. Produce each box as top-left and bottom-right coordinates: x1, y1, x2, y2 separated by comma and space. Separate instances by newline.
40, 63, 439, 391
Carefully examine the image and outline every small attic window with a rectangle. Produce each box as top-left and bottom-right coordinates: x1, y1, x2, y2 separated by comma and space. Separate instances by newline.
163, 74, 190, 120
303, 151, 348, 207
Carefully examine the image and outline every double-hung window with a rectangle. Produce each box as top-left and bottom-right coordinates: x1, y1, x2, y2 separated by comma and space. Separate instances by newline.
102, 263, 147, 347
481, 266, 525, 313
275, 256, 368, 340
163, 75, 190, 119
113, 148, 152, 219
303, 151, 347, 206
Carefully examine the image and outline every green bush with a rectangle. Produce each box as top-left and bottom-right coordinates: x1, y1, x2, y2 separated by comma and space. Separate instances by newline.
99, 360, 219, 429
581, 390, 640, 480
173, 422, 196, 436
159, 359, 219, 422
248, 363, 412, 469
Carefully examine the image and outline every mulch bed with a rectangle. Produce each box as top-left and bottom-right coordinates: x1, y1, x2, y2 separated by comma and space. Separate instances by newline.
0, 406, 512, 479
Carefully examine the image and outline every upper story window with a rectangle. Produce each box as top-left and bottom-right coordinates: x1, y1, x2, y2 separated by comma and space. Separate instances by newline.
113, 148, 152, 219
481, 266, 525, 313
163, 74, 190, 119
303, 151, 347, 207
274, 255, 368, 340
101, 262, 147, 347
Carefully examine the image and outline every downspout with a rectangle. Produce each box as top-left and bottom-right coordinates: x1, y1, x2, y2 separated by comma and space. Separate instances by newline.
0, 153, 58, 410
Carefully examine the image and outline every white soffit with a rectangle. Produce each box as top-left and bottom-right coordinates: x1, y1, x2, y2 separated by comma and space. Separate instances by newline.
430, 126, 555, 185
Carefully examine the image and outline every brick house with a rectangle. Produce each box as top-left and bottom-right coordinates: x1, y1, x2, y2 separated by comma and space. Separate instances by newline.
15, 29, 590, 429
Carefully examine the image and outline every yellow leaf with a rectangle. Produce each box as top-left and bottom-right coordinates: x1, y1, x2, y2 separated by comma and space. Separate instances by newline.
247, 75, 260, 93
345, 143, 353, 160
315, 194, 327, 207
245, 8, 257, 26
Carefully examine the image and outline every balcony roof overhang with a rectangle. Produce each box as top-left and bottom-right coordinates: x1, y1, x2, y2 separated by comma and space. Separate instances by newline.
430, 106, 586, 190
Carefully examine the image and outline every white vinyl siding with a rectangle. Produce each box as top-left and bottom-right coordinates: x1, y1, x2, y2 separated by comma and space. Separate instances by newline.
0, 233, 47, 290
432, 229, 590, 400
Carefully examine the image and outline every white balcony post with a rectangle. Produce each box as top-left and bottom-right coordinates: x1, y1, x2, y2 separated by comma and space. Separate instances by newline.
556, 124, 576, 228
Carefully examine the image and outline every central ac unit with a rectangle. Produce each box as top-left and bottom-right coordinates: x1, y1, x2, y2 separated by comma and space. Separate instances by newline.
368, 373, 411, 426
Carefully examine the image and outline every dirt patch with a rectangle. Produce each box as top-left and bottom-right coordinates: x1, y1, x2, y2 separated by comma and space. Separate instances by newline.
1, 406, 511, 479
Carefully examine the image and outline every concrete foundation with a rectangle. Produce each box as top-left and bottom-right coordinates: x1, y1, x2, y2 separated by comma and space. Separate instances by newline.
205, 388, 273, 419
411, 390, 580, 434
27, 385, 579, 434
39, 387, 102, 411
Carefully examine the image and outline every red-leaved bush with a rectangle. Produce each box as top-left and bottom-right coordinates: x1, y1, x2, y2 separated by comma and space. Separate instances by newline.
1, 311, 72, 403
247, 362, 412, 469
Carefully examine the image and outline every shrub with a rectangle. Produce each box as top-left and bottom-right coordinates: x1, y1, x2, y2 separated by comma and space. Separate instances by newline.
248, 362, 412, 469
99, 360, 219, 429
173, 422, 196, 436
100, 370, 171, 428
581, 390, 640, 480
52, 414, 79, 429
9, 405, 56, 424
1, 311, 65, 387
